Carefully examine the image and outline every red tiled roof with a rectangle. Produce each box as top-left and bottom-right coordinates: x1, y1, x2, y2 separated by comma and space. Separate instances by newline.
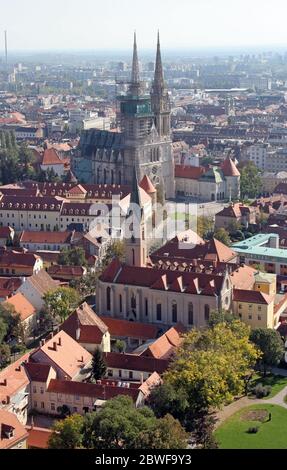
0, 277, 22, 298
101, 263, 226, 296
139, 175, 156, 194
31, 330, 92, 379
47, 378, 139, 401
26, 427, 52, 449
99, 316, 159, 340
151, 236, 236, 264
41, 148, 63, 166
233, 289, 274, 305
47, 265, 85, 277
5, 293, 36, 321
20, 231, 74, 244
0, 250, 40, 268
140, 324, 185, 360
62, 303, 108, 344
0, 352, 30, 404
103, 352, 169, 373
175, 165, 206, 180
100, 258, 122, 283
24, 363, 53, 383
0, 410, 29, 449
221, 156, 240, 177
0, 227, 14, 238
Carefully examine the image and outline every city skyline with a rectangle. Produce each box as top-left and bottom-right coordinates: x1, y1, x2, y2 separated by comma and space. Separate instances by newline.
1, 0, 287, 52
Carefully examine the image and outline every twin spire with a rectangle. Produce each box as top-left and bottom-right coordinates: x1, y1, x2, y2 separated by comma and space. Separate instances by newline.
129, 31, 165, 94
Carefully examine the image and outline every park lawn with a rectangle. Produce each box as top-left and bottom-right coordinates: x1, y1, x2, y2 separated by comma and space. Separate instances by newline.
215, 404, 287, 449
250, 373, 287, 398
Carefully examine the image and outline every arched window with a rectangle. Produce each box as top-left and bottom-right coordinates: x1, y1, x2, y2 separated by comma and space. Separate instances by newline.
111, 170, 114, 185
132, 248, 135, 266
119, 171, 122, 185
204, 304, 210, 322
131, 294, 136, 309
106, 287, 111, 311
97, 168, 100, 183
172, 302, 178, 323
119, 294, 122, 313
188, 302, 194, 326
104, 169, 107, 184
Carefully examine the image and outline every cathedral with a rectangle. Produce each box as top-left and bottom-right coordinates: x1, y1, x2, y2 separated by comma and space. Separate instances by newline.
73, 33, 175, 199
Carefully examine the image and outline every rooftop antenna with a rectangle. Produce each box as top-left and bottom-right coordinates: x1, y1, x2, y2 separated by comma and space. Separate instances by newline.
4, 30, 8, 67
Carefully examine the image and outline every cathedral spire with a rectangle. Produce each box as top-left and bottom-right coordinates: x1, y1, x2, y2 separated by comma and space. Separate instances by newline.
131, 31, 140, 84
129, 32, 141, 95
153, 31, 165, 90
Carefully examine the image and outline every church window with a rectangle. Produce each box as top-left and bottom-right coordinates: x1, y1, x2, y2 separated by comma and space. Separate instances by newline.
188, 302, 194, 325
119, 295, 123, 313
131, 294, 136, 309
156, 304, 162, 321
106, 287, 111, 311
172, 302, 178, 323
132, 248, 135, 266
145, 298, 148, 317
204, 305, 210, 322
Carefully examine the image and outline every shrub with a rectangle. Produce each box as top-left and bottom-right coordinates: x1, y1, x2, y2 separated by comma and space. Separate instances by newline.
254, 383, 272, 398
247, 426, 259, 434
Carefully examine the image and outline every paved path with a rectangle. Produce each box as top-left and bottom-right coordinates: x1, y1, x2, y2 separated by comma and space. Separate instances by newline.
215, 370, 287, 429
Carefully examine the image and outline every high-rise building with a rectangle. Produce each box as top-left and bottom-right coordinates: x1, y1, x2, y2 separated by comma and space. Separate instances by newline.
73, 33, 175, 199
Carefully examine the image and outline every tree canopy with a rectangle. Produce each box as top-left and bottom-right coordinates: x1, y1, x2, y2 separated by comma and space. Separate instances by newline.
165, 321, 260, 410
43, 287, 80, 322
240, 162, 263, 199
250, 328, 284, 375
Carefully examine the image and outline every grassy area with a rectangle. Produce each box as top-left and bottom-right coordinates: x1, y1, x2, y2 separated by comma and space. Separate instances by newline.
249, 373, 287, 399
215, 404, 287, 449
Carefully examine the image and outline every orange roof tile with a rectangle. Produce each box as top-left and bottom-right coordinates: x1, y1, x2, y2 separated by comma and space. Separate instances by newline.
41, 148, 63, 166
31, 330, 92, 379
139, 175, 156, 194
0, 410, 28, 449
5, 293, 36, 321
221, 156, 240, 177
26, 427, 52, 449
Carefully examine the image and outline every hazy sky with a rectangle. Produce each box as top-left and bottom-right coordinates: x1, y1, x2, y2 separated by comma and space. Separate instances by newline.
2, 0, 287, 51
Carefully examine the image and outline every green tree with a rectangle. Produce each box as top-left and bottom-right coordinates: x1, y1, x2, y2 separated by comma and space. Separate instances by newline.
82, 395, 187, 449
58, 247, 87, 267
114, 340, 126, 353
197, 216, 214, 238
0, 343, 10, 368
48, 414, 84, 449
70, 271, 98, 299
214, 228, 231, 246
165, 321, 260, 411
43, 287, 80, 322
101, 240, 125, 270
208, 309, 234, 328
240, 162, 263, 199
91, 348, 107, 381
250, 328, 284, 376
0, 317, 7, 343
149, 383, 189, 422
138, 414, 188, 449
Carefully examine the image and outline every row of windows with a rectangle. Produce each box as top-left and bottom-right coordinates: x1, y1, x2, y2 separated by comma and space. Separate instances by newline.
106, 288, 210, 324
239, 313, 262, 321
33, 402, 90, 414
